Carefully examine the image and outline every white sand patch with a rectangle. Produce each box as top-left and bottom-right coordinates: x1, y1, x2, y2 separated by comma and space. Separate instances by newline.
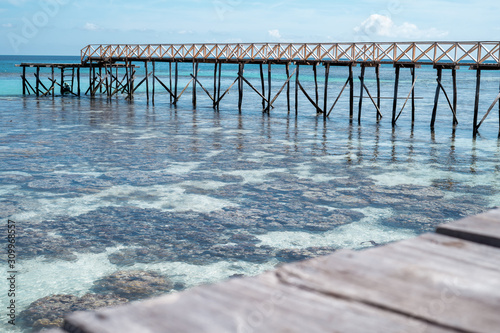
256, 207, 416, 250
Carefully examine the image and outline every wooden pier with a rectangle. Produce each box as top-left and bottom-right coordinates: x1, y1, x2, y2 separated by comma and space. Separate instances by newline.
18, 42, 500, 135
44, 208, 500, 333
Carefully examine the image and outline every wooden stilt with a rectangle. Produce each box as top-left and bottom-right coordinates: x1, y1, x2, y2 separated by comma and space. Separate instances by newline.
152, 61, 155, 106
130, 67, 135, 99
286, 63, 291, 112
36, 66, 40, 96
349, 63, 354, 121
260, 64, 266, 110
267, 63, 271, 113
313, 63, 319, 109
452, 67, 457, 126
431, 67, 442, 129
323, 63, 329, 121
358, 64, 365, 124
192, 62, 198, 106
411, 66, 415, 124
126, 61, 132, 100
60, 67, 64, 96
51, 66, 55, 98
295, 64, 300, 115
238, 63, 244, 112
99, 67, 102, 94
22, 66, 26, 95
473, 68, 481, 136
376, 64, 381, 120
76, 67, 80, 97
88, 61, 92, 96
169, 62, 173, 104
145, 61, 149, 104
115, 66, 119, 96
392, 65, 400, 126
217, 62, 222, 111
213, 62, 218, 109
174, 62, 178, 105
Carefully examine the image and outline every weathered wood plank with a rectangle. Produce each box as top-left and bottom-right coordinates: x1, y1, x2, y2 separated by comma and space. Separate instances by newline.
278, 233, 500, 333
436, 208, 500, 247
65, 270, 456, 333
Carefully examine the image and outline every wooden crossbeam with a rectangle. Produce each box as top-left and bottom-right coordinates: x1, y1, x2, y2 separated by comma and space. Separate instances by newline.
327, 77, 350, 117
359, 77, 383, 119
297, 80, 323, 114
394, 76, 418, 123
190, 74, 215, 102
475, 92, 500, 131
436, 78, 459, 124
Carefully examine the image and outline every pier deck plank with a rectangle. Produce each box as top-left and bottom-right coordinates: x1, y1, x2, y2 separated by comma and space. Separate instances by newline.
436, 209, 500, 247
63, 209, 500, 333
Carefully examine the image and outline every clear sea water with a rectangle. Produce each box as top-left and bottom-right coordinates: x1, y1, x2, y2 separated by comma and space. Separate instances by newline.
1, 55, 500, 331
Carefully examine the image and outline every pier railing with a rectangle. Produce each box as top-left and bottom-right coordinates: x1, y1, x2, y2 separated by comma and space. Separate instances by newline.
81, 42, 500, 66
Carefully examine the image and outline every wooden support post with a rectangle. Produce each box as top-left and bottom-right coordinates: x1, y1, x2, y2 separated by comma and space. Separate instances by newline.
152, 62, 155, 106
260, 64, 266, 110
61, 67, 65, 96
286, 63, 291, 112
452, 67, 458, 126
431, 67, 442, 129
473, 68, 481, 136
213, 62, 218, 109
267, 63, 271, 113
174, 62, 178, 105
238, 63, 243, 112
217, 62, 222, 110
22, 66, 26, 95
392, 65, 400, 126
126, 61, 131, 100
77, 67, 80, 96
376, 64, 381, 120
51, 66, 55, 98
169, 62, 173, 104
115, 66, 119, 96
88, 61, 92, 96
130, 67, 135, 99
358, 64, 365, 124
313, 63, 319, 108
411, 66, 415, 124
295, 64, 300, 115
145, 61, 149, 104
324, 63, 329, 121
192, 62, 197, 106
36, 66, 40, 96
98, 67, 102, 94
104, 65, 109, 97
349, 63, 354, 121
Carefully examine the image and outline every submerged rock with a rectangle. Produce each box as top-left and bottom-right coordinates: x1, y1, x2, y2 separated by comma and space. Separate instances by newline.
19, 293, 128, 331
275, 246, 336, 263
91, 270, 174, 300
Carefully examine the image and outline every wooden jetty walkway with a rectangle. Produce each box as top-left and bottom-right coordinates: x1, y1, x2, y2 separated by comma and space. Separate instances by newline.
18, 42, 500, 135
45, 208, 500, 333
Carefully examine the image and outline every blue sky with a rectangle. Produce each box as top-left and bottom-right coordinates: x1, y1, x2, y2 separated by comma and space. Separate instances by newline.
1, 0, 499, 55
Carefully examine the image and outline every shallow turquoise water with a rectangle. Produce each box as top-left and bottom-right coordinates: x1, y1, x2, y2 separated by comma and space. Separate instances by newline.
1, 56, 500, 331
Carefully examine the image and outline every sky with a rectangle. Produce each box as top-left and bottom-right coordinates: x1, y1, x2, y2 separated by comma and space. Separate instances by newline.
0, 0, 499, 55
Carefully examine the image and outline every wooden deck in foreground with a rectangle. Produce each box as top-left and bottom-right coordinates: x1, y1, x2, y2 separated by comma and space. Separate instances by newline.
56, 209, 500, 333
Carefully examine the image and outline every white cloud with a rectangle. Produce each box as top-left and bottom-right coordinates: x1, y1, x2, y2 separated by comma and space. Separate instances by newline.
354, 14, 448, 40
268, 29, 281, 39
2, 23, 12, 28
84, 22, 99, 31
